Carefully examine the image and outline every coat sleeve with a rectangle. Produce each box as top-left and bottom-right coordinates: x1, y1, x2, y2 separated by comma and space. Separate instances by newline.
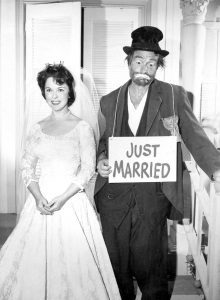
177, 86, 220, 177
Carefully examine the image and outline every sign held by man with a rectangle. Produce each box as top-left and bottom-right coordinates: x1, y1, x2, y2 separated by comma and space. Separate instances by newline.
109, 136, 177, 183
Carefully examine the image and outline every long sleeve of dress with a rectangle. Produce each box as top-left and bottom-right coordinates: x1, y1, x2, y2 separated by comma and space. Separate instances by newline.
21, 125, 40, 187
72, 121, 96, 189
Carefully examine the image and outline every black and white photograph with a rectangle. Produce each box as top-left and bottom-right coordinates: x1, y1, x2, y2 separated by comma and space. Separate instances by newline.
0, 0, 220, 299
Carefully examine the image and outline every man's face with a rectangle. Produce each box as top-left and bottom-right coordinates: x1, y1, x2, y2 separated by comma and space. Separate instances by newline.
129, 50, 159, 86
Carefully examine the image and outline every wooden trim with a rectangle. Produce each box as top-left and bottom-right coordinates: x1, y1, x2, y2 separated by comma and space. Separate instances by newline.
15, 0, 26, 213
24, 0, 148, 5
205, 21, 220, 29
23, 0, 148, 24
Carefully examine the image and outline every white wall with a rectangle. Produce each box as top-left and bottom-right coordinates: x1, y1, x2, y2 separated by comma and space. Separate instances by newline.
150, 0, 182, 85
206, 0, 220, 21
0, 0, 17, 212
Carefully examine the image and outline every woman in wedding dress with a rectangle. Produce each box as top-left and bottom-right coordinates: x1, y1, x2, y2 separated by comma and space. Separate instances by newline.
0, 63, 121, 300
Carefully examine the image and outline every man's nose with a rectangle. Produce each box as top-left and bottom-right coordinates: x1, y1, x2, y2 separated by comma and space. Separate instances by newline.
140, 63, 148, 73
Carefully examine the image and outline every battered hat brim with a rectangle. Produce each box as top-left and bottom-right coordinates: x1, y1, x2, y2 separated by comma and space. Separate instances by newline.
123, 46, 169, 57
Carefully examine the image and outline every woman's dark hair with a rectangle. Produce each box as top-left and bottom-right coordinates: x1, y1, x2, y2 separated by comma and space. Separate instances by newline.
37, 63, 75, 106
125, 50, 165, 69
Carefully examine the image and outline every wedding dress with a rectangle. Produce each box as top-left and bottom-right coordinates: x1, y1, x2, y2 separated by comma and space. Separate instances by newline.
0, 120, 121, 300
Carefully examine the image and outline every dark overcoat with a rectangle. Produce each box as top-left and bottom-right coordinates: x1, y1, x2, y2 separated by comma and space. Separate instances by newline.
94, 79, 220, 223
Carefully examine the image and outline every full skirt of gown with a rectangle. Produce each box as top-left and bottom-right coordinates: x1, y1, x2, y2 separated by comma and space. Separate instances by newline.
0, 175, 121, 300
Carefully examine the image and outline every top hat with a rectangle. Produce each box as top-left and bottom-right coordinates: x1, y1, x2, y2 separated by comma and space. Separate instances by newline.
123, 26, 169, 57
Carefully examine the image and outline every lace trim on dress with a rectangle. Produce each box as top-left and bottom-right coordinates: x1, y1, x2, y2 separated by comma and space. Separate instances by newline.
38, 121, 82, 140
73, 121, 96, 189
21, 121, 96, 190
21, 124, 41, 187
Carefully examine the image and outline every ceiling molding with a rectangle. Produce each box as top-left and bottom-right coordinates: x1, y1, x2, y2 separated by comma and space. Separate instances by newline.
24, 0, 149, 6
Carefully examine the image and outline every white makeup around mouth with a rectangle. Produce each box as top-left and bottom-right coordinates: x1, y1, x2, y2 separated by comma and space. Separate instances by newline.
135, 74, 150, 80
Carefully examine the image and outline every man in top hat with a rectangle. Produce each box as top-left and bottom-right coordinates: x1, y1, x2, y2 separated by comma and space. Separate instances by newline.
94, 26, 220, 300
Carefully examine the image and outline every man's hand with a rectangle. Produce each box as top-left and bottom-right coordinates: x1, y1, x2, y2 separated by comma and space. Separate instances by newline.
212, 170, 220, 182
212, 170, 220, 193
97, 158, 111, 178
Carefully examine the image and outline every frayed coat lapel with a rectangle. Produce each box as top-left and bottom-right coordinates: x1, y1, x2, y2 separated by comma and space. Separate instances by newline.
145, 80, 162, 135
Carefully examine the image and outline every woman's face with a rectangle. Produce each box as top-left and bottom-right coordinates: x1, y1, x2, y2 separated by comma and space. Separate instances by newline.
44, 77, 70, 111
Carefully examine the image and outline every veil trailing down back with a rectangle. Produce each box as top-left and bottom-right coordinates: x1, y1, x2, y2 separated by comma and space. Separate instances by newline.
71, 68, 100, 148
70, 69, 100, 207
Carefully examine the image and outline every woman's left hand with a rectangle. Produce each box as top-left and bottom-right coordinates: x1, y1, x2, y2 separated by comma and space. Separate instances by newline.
48, 196, 67, 213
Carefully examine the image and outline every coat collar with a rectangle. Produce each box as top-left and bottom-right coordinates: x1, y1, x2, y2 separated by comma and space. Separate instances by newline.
113, 80, 130, 137
145, 79, 162, 135
113, 79, 163, 136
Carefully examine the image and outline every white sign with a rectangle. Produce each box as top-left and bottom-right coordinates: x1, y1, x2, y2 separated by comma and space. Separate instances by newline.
109, 136, 177, 183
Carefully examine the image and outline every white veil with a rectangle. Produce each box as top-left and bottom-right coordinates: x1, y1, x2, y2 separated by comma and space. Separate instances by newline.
70, 68, 100, 147
70, 69, 100, 207
17, 68, 100, 214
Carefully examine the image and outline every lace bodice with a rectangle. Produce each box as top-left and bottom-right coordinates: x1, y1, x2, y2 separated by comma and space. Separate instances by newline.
21, 120, 96, 190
